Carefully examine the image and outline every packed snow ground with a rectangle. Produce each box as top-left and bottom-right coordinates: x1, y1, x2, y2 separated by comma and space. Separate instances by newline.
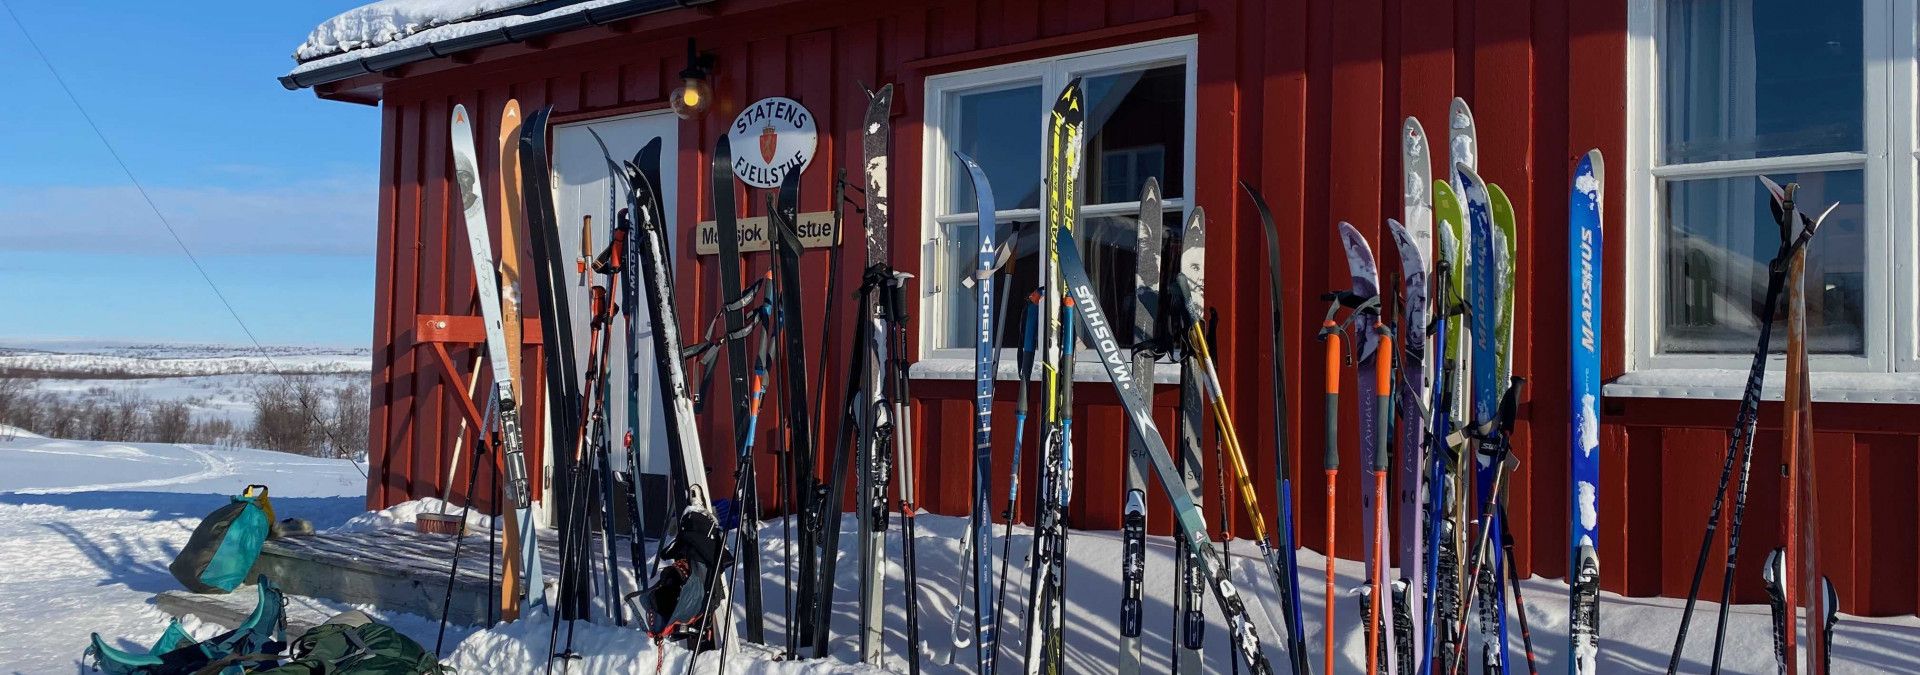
3, 434, 1917, 674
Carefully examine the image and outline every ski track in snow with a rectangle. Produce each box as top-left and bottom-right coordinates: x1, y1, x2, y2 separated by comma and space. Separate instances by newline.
8, 444, 233, 495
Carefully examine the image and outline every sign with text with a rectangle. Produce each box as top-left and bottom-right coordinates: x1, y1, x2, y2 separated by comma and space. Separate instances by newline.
726, 97, 818, 188
695, 211, 838, 255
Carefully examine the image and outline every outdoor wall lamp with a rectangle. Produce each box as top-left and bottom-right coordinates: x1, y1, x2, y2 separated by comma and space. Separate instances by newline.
672, 38, 716, 120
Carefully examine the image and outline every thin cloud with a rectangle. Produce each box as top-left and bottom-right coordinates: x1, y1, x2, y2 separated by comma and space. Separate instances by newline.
0, 177, 377, 256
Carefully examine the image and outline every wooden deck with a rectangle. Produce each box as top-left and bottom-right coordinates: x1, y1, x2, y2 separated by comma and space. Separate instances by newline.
155, 528, 610, 630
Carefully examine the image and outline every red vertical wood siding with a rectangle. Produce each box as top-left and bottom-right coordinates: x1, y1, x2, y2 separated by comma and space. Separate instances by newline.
346, 0, 1920, 616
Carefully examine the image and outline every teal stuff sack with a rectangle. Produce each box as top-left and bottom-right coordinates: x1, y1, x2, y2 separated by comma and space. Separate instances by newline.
170, 485, 274, 593
85, 578, 289, 675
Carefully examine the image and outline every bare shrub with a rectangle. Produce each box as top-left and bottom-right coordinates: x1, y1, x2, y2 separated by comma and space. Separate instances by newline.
149, 400, 192, 443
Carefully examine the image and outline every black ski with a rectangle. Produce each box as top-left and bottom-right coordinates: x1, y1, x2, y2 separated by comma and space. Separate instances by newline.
768, 168, 813, 659
1119, 178, 1163, 675
710, 135, 766, 645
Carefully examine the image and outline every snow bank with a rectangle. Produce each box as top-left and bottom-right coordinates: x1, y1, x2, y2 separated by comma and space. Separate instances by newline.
332, 497, 498, 535
0, 423, 45, 439
294, 0, 547, 62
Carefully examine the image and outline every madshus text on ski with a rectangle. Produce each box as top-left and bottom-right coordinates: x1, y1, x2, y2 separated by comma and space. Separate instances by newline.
435, 83, 1841, 675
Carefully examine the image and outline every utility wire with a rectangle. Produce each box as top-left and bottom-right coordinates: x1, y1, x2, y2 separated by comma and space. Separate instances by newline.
2, 0, 370, 478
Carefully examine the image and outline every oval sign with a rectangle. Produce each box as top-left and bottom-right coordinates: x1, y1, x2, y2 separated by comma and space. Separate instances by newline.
726, 96, 817, 188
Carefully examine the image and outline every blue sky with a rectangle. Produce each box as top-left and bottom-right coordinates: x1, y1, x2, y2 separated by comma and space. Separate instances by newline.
0, 2, 378, 346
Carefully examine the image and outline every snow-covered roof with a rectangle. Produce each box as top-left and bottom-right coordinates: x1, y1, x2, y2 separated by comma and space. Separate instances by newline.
282, 0, 705, 93
294, 0, 548, 63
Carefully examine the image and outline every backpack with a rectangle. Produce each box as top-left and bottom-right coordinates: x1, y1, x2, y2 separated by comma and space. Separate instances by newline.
85, 578, 288, 675
171, 485, 275, 593
256, 611, 450, 675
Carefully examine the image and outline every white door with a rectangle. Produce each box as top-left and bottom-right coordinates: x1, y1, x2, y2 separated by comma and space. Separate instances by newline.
546, 111, 678, 528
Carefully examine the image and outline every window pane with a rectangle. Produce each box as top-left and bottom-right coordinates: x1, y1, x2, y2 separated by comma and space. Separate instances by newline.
1662, 0, 1862, 163
937, 212, 1185, 352
939, 219, 1038, 350
1083, 63, 1187, 202
1660, 170, 1865, 355
947, 85, 1044, 213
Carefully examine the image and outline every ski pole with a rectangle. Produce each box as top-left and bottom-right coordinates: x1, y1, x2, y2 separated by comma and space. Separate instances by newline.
1500, 522, 1540, 675
1370, 326, 1394, 675
1444, 378, 1523, 675
992, 292, 1040, 675
1320, 318, 1342, 675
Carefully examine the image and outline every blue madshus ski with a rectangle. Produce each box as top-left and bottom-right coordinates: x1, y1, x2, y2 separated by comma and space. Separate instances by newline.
1455, 163, 1505, 675
957, 152, 1002, 675
1442, 101, 1478, 674
1049, 201, 1277, 675
1242, 182, 1311, 675
1423, 186, 1466, 675
1338, 221, 1393, 675
1023, 79, 1084, 675
1118, 178, 1164, 675
449, 104, 542, 612
1567, 150, 1603, 675
1170, 209, 1208, 675
709, 134, 766, 645
1396, 117, 1436, 675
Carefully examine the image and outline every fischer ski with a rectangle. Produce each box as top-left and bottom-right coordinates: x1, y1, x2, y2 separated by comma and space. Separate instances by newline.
956, 151, 1004, 675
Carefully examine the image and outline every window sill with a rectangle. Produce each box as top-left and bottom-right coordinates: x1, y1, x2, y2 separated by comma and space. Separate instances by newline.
909, 357, 1183, 385
1603, 369, 1920, 404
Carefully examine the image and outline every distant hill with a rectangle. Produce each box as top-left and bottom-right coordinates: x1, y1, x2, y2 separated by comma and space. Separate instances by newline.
0, 339, 369, 378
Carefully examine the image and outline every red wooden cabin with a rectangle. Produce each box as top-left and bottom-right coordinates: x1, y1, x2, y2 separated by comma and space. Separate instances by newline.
285, 0, 1920, 616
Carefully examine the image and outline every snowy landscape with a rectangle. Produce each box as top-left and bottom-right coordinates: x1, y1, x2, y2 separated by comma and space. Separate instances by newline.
3, 428, 1918, 674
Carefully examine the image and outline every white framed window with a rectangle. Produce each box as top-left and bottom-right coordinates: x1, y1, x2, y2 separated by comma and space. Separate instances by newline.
1623, 0, 1920, 399
918, 37, 1198, 371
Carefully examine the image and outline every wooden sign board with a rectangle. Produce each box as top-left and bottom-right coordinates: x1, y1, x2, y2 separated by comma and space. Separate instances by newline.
694, 211, 838, 255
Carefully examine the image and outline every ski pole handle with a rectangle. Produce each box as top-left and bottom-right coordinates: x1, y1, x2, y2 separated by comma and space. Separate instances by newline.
1374, 325, 1394, 473
1323, 320, 1342, 472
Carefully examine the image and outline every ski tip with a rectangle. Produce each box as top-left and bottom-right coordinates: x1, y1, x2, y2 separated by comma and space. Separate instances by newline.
1758, 174, 1787, 202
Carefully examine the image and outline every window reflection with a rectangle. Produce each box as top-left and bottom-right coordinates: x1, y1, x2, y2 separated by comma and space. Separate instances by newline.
1660, 171, 1864, 355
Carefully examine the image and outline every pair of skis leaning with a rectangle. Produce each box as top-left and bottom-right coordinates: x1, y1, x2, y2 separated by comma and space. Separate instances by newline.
1666, 176, 1838, 675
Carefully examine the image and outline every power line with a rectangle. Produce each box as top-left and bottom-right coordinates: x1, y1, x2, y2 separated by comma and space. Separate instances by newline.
1, 0, 370, 476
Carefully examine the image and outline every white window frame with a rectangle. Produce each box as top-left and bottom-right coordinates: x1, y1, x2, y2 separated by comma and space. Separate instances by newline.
917, 36, 1199, 373
1620, 0, 1920, 400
